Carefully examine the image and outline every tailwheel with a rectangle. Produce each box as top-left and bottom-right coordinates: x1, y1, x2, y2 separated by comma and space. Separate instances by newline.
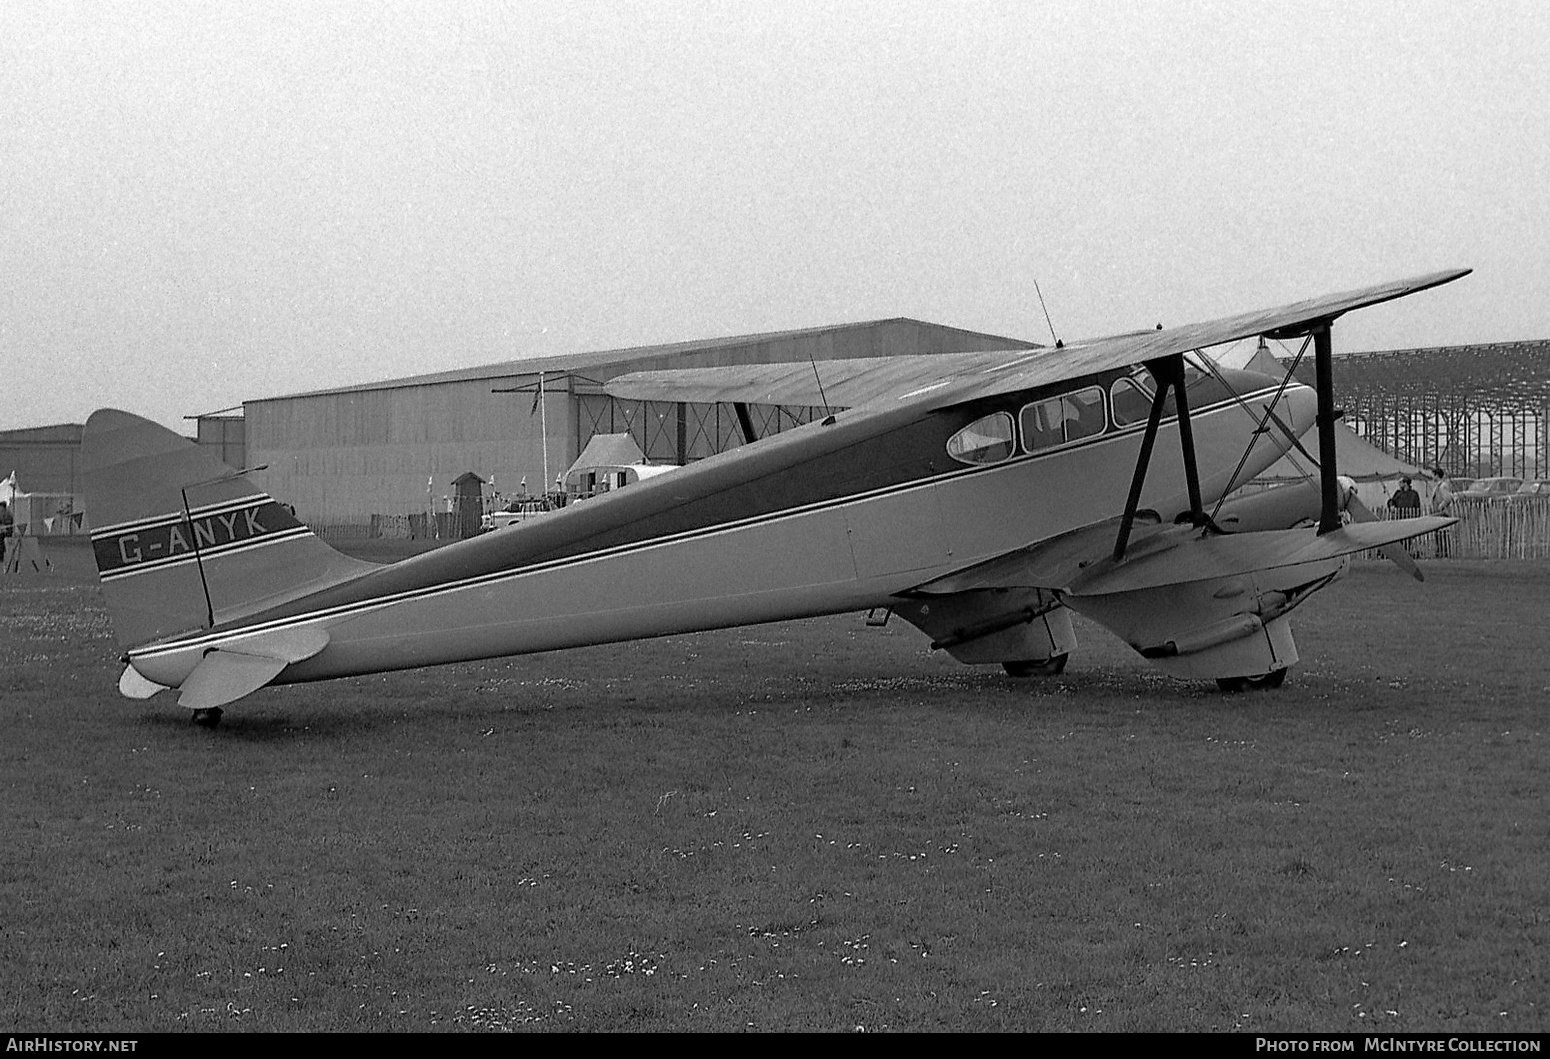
1215, 668, 1288, 693
190, 707, 224, 728
1002, 653, 1070, 678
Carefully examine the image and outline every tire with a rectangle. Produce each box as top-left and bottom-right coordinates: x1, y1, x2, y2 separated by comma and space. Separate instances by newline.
1216, 669, 1287, 693
1002, 653, 1070, 678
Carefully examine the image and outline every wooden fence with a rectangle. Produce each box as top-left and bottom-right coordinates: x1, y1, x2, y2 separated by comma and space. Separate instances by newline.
314, 513, 446, 542
1369, 499, 1550, 560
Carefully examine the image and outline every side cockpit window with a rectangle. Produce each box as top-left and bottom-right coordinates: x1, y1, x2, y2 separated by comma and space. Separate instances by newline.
1021, 386, 1106, 451
947, 412, 1016, 466
1110, 377, 1155, 426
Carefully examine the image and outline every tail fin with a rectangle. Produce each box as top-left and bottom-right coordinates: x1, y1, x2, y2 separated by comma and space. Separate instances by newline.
83, 409, 374, 651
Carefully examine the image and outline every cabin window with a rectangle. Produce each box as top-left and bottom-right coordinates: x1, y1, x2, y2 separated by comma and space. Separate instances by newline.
947, 412, 1016, 466
1020, 386, 1106, 451
1110, 378, 1155, 426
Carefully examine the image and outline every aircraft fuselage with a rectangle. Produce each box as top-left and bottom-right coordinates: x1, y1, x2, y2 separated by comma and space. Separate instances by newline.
126, 367, 1316, 689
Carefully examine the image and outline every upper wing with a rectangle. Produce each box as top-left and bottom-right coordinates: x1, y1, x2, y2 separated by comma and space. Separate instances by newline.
605, 269, 1470, 410
602, 351, 1018, 409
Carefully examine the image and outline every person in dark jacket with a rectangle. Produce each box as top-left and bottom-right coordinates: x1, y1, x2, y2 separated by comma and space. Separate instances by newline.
1387, 478, 1421, 516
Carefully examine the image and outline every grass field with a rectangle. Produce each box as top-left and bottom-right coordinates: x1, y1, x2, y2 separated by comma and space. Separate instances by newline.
2, 539, 1545, 1032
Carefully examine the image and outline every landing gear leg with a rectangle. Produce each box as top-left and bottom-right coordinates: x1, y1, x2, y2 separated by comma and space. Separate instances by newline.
190, 707, 223, 728
1002, 653, 1070, 678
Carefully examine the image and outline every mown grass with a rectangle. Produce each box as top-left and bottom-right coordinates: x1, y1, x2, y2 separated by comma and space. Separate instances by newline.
1, 540, 1545, 1032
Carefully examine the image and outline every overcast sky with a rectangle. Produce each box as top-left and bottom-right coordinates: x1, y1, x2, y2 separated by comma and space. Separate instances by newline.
3, 0, 1546, 432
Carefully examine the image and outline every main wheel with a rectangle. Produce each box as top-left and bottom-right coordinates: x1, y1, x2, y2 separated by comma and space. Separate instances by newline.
190, 707, 224, 728
1253, 668, 1288, 689
1002, 653, 1070, 678
1215, 669, 1288, 693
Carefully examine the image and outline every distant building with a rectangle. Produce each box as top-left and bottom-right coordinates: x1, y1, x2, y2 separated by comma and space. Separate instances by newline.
1282, 339, 1550, 479
0, 422, 85, 494
191, 408, 246, 473
236, 319, 1040, 536
0, 423, 87, 534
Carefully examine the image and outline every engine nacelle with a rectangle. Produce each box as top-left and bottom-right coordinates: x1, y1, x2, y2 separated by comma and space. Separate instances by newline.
893, 587, 1078, 668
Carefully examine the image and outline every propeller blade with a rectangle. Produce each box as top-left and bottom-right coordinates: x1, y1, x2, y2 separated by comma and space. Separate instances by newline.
1345, 493, 1425, 582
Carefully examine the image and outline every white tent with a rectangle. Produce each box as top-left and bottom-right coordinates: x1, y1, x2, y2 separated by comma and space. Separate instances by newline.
563, 433, 677, 498
1257, 423, 1430, 483
1254, 423, 1435, 511
564, 433, 649, 478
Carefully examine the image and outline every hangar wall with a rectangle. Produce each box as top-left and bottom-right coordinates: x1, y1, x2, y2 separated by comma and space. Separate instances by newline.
247, 378, 574, 528
0, 423, 84, 494
242, 319, 1041, 535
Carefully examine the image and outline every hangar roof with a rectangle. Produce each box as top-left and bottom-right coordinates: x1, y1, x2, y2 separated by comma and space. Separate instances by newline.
1281, 338, 1550, 408
0, 423, 84, 444
255, 318, 1039, 403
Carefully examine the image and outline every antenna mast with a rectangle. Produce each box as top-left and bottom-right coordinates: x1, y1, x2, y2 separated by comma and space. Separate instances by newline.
1034, 279, 1062, 348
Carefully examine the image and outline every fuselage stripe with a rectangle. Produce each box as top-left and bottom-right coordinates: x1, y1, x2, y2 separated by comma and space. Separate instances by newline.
91, 494, 281, 538
97, 526, 315, 582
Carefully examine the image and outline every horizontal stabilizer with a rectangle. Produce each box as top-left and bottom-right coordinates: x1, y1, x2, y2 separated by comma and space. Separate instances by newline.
170, 627, 329, 709
119, 664, 169, 700
178, 651, 290, 710
223, 626, 331, 664
1069, 517, 1455, 597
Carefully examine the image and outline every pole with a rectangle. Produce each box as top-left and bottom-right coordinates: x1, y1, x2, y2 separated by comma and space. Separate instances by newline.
538, 371, 550, 505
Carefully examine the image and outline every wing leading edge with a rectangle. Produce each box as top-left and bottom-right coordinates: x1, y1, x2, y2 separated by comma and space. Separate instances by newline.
604, 269, 1470, 411
602, 351, 1020, 409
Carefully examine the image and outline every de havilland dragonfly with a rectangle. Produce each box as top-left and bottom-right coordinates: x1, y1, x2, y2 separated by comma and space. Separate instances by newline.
84, 270, 1468, 725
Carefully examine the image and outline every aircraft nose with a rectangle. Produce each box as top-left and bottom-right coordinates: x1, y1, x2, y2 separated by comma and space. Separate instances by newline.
1278, 379, 1320, 439
1222, 364, 1319, 440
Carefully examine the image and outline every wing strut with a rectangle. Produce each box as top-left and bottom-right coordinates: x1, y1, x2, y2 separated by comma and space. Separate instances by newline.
1311, 323, 1343, 534
1165, 356, 1207, 524
1263, 318, 1344, 535
1113, 353, 1206, 560
734, 402, 759, 444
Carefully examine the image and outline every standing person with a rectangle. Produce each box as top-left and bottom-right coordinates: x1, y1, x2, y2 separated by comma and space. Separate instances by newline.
1429, 470, 1456, 558
1387, 477, 1421, 516
0, 500, 13, 572
1430, 470, 1455, 512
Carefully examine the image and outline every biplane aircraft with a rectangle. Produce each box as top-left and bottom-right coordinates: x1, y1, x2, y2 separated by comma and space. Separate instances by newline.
84, 270, 1468, 725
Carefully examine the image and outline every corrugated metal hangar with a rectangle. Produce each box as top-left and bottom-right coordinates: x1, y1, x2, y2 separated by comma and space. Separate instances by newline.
1283, 339, 1550, 479
236, 318, 1039, 536
1, 422, 87, 535
1, 423, 84, 494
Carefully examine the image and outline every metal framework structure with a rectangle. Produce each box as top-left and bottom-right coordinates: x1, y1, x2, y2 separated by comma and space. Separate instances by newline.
1283, 339, 1550, 479
576, 393, 824, 464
